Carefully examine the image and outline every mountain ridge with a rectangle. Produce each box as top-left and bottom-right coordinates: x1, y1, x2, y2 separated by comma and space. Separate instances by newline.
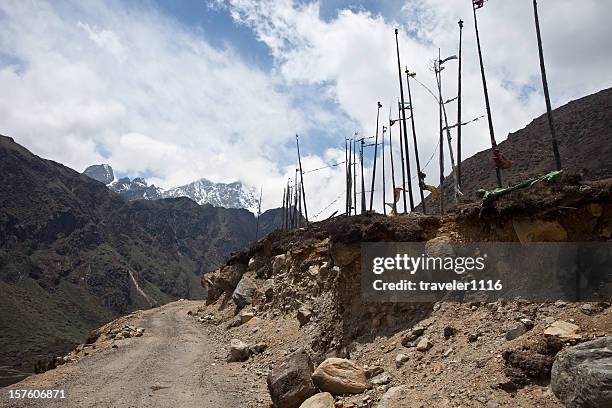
83, 164, 259, 213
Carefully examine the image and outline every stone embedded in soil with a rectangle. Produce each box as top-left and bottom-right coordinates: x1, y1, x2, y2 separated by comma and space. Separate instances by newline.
370, 372, 391, 386
395, 354, 410, 368
416, 337, 433, 352
239, 309, 255, 323
298, 392, 335, 408
401, 327, 425, 346
544, 320, 581, 340
297, 307, 312, 327
228, 339, 250, 362
506, 324, 530, 341
267, 348, 316, 408
443, 326, 457, 339
312, 358, 368, 395
232, 274, 256, 309
551, 337, 612, 408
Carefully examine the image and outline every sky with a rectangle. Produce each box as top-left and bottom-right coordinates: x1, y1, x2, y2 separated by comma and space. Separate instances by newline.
1, 0, 611, 218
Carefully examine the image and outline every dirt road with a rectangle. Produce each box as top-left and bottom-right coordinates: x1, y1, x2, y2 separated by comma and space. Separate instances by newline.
1, 301, 269, 408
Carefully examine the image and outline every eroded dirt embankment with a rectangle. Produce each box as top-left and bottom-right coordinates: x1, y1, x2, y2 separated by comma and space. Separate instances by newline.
197, 177, 611, 407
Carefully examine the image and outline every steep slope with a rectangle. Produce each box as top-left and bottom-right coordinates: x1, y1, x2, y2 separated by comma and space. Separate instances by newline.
422, 86, 612, 211
0, 135, 281, 384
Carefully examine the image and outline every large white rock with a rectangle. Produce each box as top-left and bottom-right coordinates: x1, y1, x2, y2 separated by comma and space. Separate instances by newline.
312, 358, 367, 395
299, 392, 334, 408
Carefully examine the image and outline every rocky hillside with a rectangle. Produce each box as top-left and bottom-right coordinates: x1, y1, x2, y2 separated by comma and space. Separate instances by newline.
83, 164, 258, 213
423, 86, 612, 212
0, 135, 281, 385
195, 176, 612, 407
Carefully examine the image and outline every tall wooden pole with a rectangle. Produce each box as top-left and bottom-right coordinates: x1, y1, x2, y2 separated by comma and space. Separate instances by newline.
437, 49, 445, 215
295, 134, 309, 224
281, 186, 286, 230
394, 29, 415, 212
296, 179, 302, 227
294, 169, 299, 228
285, 180, 290, 229
457, 19, 464, 189
438, 62, 459, 205
360, 139, 366, 213
397, 101, 408, 214
345, 138, 349, 214
405, 69, 426, 214
533, 0, 562, 170
381, 125, 387, 215
388, 106, 398, 213
369, 102, 382, 212
255, 186, 263, 240
353, 137, 357, 215
347, 139, 352, 215
473, 4, 502, 188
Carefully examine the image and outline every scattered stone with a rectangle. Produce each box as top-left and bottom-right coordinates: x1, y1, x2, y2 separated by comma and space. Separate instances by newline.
401, 327, 425, 346
297, 307, 312, 327
377, 386, 409, 408
467, 333, 479, 343
506, 324, 529, 341
250, 342, 268, 355
272, 254, 288, 275
551, 337, 612, 408
544, 321, 581, 340
299, 392, 335, 408
312, 358, 368, 395
365, 366, 384, 379
267, 348, 316, 408
395, 354, 409, 368
580, 303, 603, 315
228, 339, 250, 362
232, 274, 256, 309
416, 337, 433, 352
370, 372, 391, 386
443, 326, 457, 339
443, 348, 453, 357
240, 309, 255, 323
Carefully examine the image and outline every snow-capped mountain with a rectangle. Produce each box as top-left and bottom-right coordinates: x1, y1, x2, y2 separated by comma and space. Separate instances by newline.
82, 164, 258, 213
83, 164, 114, 185
163, 178, 258, 213
109, 177, 163, 201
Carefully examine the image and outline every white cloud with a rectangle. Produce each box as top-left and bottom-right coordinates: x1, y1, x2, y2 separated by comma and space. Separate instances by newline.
222, 0, 612, 213
1, 0, 610, 218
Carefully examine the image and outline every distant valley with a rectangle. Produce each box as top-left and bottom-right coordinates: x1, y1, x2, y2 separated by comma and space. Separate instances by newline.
0, 136, 281, 384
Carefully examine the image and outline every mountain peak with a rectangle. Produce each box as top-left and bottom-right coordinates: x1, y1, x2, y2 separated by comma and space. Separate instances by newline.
82, 168, 258, 213
83, 164, 114, 185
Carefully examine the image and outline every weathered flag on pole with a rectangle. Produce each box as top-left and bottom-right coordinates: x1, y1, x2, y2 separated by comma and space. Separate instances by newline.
473, 0, 485, 9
